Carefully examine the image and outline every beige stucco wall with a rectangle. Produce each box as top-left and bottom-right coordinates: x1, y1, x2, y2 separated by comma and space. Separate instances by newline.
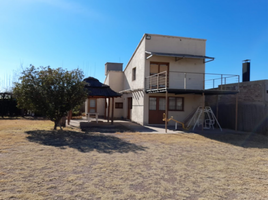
105, 71, 124, 92
145, 34, 206, 56
143, 35, 206, 124
103, 34, 207, 125
144, 93, 203, 125
103, 71, 124, 119
145, 56, 205, 90
144, 34, 206, 91
122, 37, 146, 124
168, 94, 203, 125
97, 98, 105, 117
124, 38, 146, 90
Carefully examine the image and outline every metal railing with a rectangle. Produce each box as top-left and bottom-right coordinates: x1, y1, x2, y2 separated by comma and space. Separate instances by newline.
145, 71, 168, 91
145, 71, 239, 91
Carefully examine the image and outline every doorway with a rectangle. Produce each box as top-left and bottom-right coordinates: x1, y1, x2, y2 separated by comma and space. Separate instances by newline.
149, 96, 166, 124
127, 97, 132, 120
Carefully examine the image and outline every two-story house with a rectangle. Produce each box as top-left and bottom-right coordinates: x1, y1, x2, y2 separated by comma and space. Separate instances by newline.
93, 34, 239, 128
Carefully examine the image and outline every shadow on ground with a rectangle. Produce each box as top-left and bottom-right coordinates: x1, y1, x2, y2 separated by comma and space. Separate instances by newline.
195, 129, 268, 148
80, 122, 133, 133
0, 116, 46, 120
25, 130, 147, 153
80, 122, 170, 133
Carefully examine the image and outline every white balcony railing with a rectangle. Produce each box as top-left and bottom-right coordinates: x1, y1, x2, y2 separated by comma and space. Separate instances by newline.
145, 71, 239, 92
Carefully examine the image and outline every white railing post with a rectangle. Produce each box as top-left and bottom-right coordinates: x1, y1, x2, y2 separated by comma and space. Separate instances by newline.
184, 73, 186, 89
157, 74, 159, 90
237, 75, 240, 91
145, 71, 239, 92
221, 74, 223, 90
165, 71, 168, 89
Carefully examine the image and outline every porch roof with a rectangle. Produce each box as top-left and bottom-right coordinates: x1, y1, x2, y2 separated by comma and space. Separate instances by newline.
145, 51, 214, 63
84, 77, 121, 98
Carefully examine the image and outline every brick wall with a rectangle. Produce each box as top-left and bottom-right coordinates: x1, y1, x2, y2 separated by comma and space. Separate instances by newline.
206, 80, 268, 135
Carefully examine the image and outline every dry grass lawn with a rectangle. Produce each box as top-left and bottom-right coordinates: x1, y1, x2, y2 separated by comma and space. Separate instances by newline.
1, 119, 268, 200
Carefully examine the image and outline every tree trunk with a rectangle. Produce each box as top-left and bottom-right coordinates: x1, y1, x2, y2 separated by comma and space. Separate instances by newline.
54, 121, 57, 130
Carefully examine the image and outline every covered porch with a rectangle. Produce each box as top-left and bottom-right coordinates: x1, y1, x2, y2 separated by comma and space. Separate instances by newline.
145, 71, 240, 133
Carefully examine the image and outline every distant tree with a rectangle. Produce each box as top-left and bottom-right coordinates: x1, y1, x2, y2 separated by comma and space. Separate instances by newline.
13, 65, 88, 129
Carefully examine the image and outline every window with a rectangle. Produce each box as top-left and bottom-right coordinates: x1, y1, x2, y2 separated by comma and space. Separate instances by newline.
150, 62, 169, 75
132, 67, 136, 81
169, 97, 184, 111
149, 62, 169, 89
88, 98, 97, 113
149, 97, 156, 110
115, 102, 123, 109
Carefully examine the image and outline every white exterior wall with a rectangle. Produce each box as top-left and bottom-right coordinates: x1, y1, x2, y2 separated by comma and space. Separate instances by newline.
97, 98, 105, 117
145, 56, 205, 90
105, 71, 124, 92
103, 34, 207, 125
145, 93, 203, 125
123, 37, 146, 124
168, 94, 202, 125
103, 71, 124, 119
143, 34, 206, 124
145, 34, 206, 56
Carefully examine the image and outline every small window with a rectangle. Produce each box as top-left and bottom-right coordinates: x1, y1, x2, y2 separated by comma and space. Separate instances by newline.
132, 67, 136, 81
115, 102, 123, 109
149, 97, 156, 110
169, 97, 184, 111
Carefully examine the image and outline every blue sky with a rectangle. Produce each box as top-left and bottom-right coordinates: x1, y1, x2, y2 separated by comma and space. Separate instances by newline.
0, 0, 267, 91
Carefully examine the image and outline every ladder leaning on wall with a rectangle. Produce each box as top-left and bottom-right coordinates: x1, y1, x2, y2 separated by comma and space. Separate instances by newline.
187, 106, 222, 131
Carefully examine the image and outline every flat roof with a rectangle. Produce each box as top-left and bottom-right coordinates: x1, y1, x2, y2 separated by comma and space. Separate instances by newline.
145, 33, 207, 41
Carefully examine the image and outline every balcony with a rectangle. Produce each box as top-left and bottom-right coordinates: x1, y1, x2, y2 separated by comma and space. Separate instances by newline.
145, 71, 240, 94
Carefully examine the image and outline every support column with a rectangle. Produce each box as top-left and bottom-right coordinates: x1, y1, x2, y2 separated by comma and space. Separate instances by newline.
165, 90, 168, 133
216, 95, 219, 120
202, 92, 205, 132
235, 94, 238, 131
111, 97, 114, 125
108, 98, 110, 123
67, 110, 72, 125
104, 97, 107, 119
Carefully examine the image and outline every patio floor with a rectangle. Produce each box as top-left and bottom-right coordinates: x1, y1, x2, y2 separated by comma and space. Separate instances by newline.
67, 117, 225, 134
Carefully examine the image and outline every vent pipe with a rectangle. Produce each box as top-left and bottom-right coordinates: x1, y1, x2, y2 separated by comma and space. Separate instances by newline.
242, 59, 250, 82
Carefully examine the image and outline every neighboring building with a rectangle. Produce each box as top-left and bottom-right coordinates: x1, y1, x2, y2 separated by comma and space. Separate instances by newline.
91, 34, 239, 126
206, 80, 268, 134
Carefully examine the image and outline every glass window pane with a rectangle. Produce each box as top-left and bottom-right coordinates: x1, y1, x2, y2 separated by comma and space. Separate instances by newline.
176, 98, 183, 110
169, 97, 175, 110
90, 99, 95, 107
132, 68, 136, 81
89, 109, 95, 113
150, 64, 158, 75
149, 97, 156, 110
159, 98, 166, 111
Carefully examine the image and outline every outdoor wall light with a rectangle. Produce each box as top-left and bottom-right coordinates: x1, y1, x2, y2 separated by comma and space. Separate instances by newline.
146, 34, 151, 40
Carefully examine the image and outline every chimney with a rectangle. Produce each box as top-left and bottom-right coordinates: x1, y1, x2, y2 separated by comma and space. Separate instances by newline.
242, 59, 250, 82
105, 62, 123, 76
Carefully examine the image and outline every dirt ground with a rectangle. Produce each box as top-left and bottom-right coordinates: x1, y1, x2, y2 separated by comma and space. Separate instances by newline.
1, 119, 268, 200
